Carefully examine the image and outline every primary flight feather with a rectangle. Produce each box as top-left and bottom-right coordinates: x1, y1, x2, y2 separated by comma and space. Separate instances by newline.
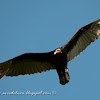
0, 19, 100, 85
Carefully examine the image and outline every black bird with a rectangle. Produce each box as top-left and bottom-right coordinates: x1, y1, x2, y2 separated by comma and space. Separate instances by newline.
0, 19, 100, 85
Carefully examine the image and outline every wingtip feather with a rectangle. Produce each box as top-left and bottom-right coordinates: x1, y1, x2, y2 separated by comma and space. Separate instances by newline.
0, 72, 5, 79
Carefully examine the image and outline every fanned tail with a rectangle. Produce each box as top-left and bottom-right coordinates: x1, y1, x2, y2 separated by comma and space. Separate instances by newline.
57, 68, 70, 85
59, 71, 70, 85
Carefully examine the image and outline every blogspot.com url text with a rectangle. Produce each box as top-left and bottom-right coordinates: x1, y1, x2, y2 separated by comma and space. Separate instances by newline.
0, 91, 56, 96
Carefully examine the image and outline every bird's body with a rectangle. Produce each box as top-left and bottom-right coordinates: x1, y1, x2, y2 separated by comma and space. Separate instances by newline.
0, 19, 100, 85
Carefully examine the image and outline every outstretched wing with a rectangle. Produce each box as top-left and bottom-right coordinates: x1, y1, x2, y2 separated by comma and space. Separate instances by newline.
61, 19, 100, 62
0, 51, 55, 79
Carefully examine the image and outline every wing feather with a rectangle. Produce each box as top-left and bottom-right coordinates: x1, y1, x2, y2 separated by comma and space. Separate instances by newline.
0, 52, 55, 78
61, 19, 100, 62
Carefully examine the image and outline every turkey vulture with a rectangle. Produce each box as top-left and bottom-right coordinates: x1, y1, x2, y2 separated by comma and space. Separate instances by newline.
0, 19, 100, 85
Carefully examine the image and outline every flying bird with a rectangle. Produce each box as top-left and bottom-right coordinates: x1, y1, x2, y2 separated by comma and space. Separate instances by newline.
0, 19, 100, 85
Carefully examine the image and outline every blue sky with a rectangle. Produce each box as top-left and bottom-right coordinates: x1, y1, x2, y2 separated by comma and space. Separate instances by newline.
0, 0, 100, 100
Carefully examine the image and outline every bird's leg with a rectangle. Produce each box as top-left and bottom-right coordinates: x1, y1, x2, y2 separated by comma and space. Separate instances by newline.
65, 68, 70, 83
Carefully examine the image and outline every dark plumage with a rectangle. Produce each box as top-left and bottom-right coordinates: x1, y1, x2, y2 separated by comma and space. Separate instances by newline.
0, 19, 100, 85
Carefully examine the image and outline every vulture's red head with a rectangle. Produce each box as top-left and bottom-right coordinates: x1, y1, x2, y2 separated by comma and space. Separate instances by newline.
54, 48, 62, 55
